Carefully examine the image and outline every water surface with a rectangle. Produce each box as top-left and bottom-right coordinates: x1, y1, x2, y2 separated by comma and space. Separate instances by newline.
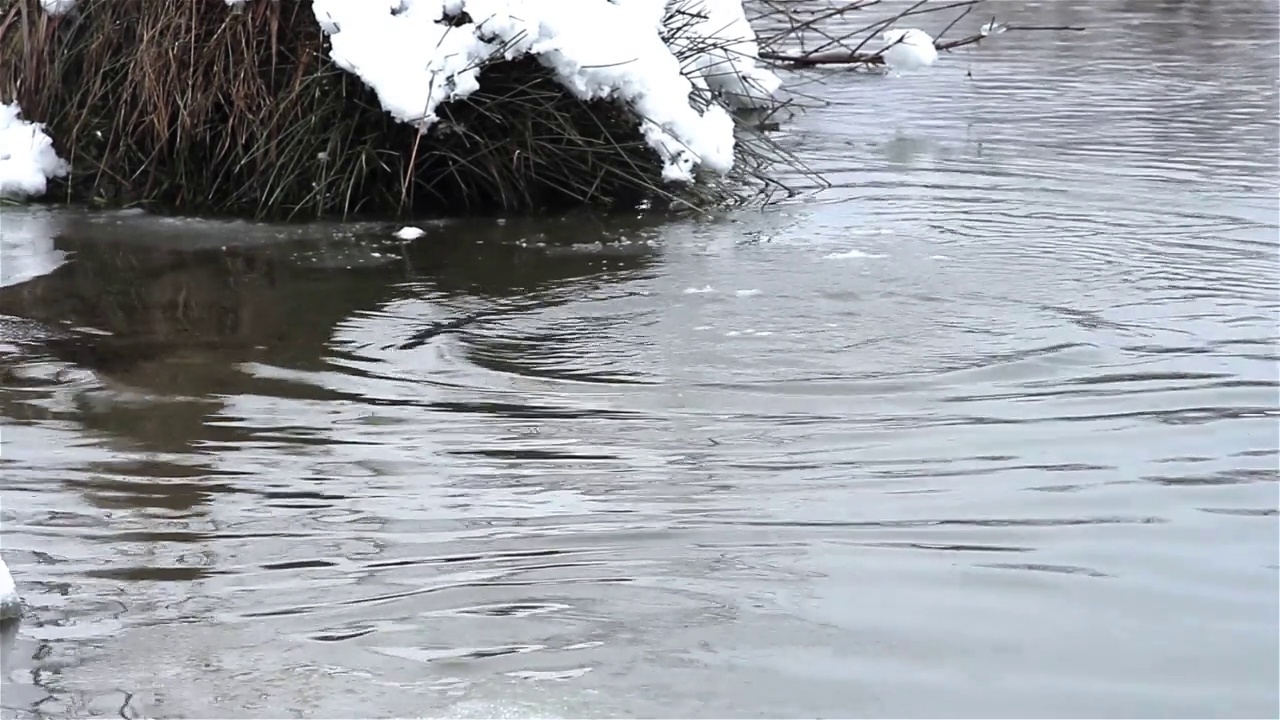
1, 1, 1277, 717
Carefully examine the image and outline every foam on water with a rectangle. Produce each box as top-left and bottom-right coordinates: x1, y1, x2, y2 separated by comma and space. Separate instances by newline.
822, 248, 886, 260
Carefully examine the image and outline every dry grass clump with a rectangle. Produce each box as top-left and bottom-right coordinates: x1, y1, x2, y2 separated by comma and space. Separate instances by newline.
0, 0, 793, 219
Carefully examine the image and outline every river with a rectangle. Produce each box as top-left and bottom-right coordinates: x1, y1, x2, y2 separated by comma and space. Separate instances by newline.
1, 0, 1277, 717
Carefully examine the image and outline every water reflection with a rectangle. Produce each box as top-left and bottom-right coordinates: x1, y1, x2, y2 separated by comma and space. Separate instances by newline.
0, 210, 663, 456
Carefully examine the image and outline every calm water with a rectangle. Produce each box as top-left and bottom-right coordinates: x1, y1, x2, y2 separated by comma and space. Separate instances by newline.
1, 1, 1277, 717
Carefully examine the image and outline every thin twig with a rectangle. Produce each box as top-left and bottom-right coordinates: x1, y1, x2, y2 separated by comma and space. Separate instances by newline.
760, 25, 1084, 67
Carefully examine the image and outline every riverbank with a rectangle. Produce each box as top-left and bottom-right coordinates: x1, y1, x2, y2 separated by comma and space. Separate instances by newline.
1, 0, 795, 219
0, 0, 1059, 221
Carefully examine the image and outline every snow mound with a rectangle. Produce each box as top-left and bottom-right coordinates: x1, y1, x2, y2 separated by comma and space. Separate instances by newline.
310, 0, 780, 184
0, 103, 70, 200
879, 28, 938, 72
23, 0, 783, 193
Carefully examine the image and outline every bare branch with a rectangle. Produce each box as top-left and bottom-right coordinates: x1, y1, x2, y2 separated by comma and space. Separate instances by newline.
751, 0, 1085, 69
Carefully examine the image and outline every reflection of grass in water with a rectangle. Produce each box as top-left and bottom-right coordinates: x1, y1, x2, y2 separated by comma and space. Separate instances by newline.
0, 214, 668, 422
1, 240, 287, 351
0, 0, 797, 218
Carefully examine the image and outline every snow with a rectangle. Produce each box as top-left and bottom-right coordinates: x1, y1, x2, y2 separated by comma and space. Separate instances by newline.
0, 103, 69, 201
7, 0, 964, 199
20, 0, 976, 198
18, 0, 780, 196
310, 0, 779, 183
879, 28, 938, 72
39, 0, 76, 15
0, 555, 18, 622
664, 0, 781, 109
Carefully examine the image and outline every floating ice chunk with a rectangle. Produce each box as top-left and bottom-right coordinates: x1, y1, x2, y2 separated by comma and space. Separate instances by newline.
39, 0, 75, 15
0, 103, 70, 200
393, 226, 426, 240
879, 28, 938, 72
980, 21, 1008, 37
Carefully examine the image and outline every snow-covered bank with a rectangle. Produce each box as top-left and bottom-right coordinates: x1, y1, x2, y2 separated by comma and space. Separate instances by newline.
3, 0, 1005, 216
0, 103, 69, 200
2, 0, 792, 213
311, 0, 779, 183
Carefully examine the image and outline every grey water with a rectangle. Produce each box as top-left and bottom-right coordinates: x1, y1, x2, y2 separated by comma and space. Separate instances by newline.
0, 0, 1276, 717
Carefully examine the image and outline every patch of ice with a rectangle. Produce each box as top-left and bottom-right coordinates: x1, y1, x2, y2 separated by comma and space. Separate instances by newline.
734, 288, 760, 296
310, 0, 770, 183
879, 28, 938, 72
683, 285, 716, 294
0, 103, 69, 200
393, 225, 426, 240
